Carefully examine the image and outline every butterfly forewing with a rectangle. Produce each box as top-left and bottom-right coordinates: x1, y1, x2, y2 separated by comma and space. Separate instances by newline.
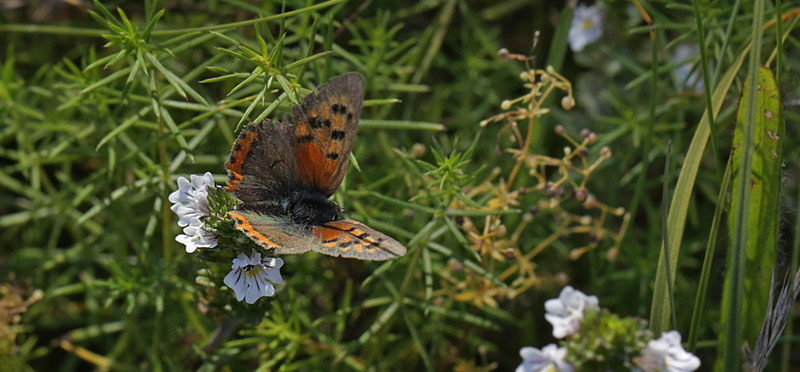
292, 72, 363, 196
225, 119, 301, 202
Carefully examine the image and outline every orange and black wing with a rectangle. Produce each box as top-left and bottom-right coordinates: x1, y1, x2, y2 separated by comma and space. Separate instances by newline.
229, 211, 407, 261
291, 72, 363, 197
310, 219, 407, 261
225, 119, 301, 202
228, 210, 313, 254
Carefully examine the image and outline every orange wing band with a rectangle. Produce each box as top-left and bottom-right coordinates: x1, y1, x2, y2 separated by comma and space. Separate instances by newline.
228, 211, 280, 249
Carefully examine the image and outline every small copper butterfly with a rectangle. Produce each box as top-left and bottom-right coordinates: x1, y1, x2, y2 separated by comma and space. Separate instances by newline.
225, 72, 407, 261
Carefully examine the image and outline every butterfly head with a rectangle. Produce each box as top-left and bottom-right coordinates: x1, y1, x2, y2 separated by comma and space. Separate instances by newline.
285, 189, 342, 227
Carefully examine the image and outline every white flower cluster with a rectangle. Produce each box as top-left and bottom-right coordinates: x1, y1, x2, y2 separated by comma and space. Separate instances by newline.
168, 172, 218, 253
517, 286, 700, 372
169, 173, 284, 303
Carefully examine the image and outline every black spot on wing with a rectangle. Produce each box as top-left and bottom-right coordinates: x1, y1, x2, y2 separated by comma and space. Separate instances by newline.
331, 130, 346, 140
309, 117, 322, 129
327, 152, 339, 160
297, 134, 315, 143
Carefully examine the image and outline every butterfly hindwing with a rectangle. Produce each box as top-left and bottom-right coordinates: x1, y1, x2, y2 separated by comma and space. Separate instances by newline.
225, 119, 301, 202
230, 210, 406, 261
310, 219, 407, 261
292, 72, 363, 196
229, 210, 314, 254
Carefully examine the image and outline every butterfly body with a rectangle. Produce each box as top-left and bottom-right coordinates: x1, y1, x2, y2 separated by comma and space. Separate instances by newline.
225, 73, 407, 261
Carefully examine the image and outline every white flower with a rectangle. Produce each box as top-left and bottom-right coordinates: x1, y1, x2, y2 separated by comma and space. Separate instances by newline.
169, 172, 215, 227
672, 44, 704, 90
544, 286, 599, 338
169, 172, 217, 253
634, 331, 701, 372
224, 252, 284, 304
568, 4, 603, 52
176, 221, 218, 253
516, 344, 574, 372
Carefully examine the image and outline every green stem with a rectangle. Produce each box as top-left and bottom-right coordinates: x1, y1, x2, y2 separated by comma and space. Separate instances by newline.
692, 0, 722, 181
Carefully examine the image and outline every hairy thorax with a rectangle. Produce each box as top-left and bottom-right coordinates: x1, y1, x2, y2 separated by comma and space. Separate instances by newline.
285, 189, 341, 226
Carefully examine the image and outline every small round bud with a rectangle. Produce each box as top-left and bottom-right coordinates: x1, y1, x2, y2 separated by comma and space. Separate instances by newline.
579, 215, 592, 225
520, 71, 530, 80
587, 132, 597, 144
501, 100, 512, 110
575, 187, 587, 201
522, 212, 534, 222
600, 146, 612, 158
496, 225, 507, 237
564, 146, 571, 156
554, 125, 565, 135
607, 248, 619, 261
505, 250, 516, 260
578, 147, 590, 157
544, 182, 556, 197
463, 219, 476, 233
498, 48, 510, 60
583, 194, 597, 208
411, 143, 426, 158
561, 96, 576, 110
448, 258, 463, 272
593, 231, 605, 243
580, 128, 591, 138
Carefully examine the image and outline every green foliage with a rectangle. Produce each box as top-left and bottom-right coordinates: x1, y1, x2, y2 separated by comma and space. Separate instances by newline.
2, 0, 800, 371
718, 65, 784, 369
564, 308, 651, 371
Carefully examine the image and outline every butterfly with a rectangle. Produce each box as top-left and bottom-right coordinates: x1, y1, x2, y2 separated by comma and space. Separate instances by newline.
225, 72, 407, 261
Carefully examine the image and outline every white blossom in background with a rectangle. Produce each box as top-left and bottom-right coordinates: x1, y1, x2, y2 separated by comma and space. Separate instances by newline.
672, 44, 704, 90
544, 286, 599, 338
568, 4, 603, 52
168, 172, 218, 252
634, 331, 701, 372
224, 252, 284, 304
516, 344, 574, 372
